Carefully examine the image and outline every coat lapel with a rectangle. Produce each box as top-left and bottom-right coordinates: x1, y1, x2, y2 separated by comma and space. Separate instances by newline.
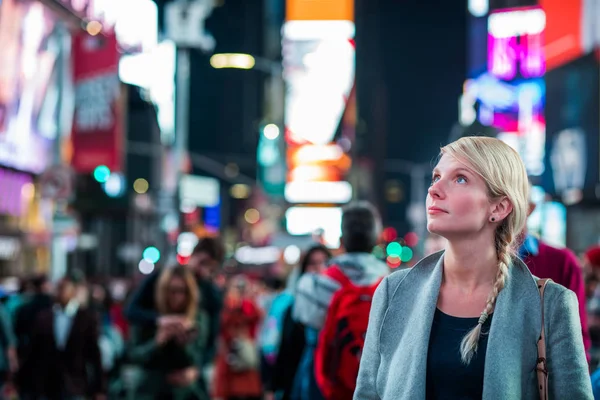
380, 253, 444, 399
482, 259, 541, 399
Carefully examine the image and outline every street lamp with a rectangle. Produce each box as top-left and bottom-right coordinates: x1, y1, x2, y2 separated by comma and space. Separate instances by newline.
210, 52, 285, 201
209, 53, 282, 75
210, 53, 255, 70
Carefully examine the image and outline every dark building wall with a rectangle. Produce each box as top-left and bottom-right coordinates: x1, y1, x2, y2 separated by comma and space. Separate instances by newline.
355, 0, 467, 232
187, 0, 265, 179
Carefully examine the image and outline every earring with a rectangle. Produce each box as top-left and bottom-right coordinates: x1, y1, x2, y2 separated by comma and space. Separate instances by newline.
490, 217, 496, 222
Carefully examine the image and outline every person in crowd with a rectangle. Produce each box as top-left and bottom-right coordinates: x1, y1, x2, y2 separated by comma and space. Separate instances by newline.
108, 279, 130, 341
13, 274, 53, 393
89, 284, 125, 383
125, 237, 225, 395
585, 246, 600, 304
265, 244, 331, 400
292, 202, 389, 400
584, 246, 600, 370
129, 266, 208, 399
3, 276, 32, 317
20, 270, 105, 400
355, 136, 592, 399
0, 301, 17, 392
519, 199, 591, 361
212, 275, 262, 400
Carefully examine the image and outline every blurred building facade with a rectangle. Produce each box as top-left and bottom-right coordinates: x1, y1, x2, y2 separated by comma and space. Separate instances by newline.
461, 0, 600, 252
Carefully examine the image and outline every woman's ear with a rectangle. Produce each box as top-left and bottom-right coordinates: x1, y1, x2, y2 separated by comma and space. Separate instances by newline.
490, 197, 513, 223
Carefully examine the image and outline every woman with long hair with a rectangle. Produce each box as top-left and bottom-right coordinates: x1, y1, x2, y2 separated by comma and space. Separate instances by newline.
129, 266, 208, 399
265, 244, 332, 400
355, 137, 592, 399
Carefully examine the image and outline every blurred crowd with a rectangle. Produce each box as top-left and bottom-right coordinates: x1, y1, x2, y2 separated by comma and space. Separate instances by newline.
0, 199, 599, 399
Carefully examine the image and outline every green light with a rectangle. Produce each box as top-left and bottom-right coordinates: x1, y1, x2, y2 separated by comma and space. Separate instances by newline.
372, 245, 385, 259
93, 165, 111, 183
386, 242, 402, 256
143, 246, 161, 264
401, 246, 413, 262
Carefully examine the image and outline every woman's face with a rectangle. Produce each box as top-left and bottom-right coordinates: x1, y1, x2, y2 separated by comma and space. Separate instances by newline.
426, 154, 493, 239
167, 276, 189, 313
305, 250, 329, 274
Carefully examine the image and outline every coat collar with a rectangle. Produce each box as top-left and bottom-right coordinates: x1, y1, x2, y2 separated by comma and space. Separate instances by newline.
381, 251, 542, 399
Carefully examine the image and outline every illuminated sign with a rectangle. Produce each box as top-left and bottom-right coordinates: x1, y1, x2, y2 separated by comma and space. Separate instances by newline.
285, 207, 342, 248
472, 7, 548, 177
286, 0, 353, 21
53, 0, 158, 53
463, 74, 546, 176
0, 169, 33, 217
283, 0, 355, 205
487, 8, 546, 80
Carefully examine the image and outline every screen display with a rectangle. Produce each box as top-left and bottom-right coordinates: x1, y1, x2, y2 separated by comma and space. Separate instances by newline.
0, 0, 58, 173
543, 53, 599, 203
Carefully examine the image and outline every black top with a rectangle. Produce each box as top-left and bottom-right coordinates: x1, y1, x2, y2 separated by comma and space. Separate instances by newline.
270, 303, 306, 399
426, 308, 493, 400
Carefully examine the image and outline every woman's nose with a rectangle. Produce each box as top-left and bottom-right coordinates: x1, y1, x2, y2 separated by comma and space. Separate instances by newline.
428, 181, 444, 198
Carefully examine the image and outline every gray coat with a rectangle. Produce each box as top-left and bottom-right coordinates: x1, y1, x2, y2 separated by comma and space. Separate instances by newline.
354, 251, 593, 400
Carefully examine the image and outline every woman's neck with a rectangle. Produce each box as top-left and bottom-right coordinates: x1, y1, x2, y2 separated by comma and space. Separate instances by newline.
443, 235, 498, 293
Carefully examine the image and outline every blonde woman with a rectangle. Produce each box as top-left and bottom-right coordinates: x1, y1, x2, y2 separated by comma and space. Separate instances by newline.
355, 137, 592, 399
129, 266, 208, 399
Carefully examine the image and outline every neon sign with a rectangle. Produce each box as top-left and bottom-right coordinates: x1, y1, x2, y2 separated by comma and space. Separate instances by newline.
487, 8, 546, 81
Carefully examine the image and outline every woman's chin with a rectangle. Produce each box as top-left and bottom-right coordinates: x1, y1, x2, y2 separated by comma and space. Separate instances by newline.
427, 223, 453, 238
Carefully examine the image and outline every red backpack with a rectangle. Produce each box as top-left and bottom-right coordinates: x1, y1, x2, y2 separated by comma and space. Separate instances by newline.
314, 266, 383, 400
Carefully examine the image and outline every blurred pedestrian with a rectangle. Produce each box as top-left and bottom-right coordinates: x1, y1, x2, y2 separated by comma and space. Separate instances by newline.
519, 199, 591, 362
13, 274, 53, 395
293, 202, 389, 400
0, 301, 17, 394
212, 276, 262, 400
265, 244, 331, 400
19, 270, 105, 400
125, 237, 225, 395
128, 265, 208, 399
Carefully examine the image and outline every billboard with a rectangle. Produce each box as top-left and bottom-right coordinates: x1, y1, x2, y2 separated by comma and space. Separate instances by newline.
70, 31, 124, 173
283, 0, 355, 205
462, 6, 547, 178
540, 0, 600, 71
0, 0, 59, 173
543, 53, 599, 204
283, 0, 355, 247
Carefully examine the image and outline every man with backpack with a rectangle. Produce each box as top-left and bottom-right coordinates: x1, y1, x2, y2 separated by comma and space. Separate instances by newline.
292, 201, 389, 400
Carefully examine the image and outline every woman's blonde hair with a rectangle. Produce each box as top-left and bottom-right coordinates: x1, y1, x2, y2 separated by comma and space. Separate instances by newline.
155, 265, 200, 320
441, 136, 529, 364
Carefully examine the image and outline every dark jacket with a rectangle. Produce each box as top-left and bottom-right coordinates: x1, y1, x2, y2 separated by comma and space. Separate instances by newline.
124, 269, 223, 364
270, 304, 306, 400
128, 311, 209, 399
14, 293, 53, 356
22, 306, 105, 398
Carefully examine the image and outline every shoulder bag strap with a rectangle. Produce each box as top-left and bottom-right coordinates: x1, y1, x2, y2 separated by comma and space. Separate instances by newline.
536, 278, 552, 400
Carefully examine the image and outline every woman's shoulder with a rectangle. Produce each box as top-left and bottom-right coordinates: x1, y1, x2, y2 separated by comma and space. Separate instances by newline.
541, 279, 579, 309
534, 275, 577, 303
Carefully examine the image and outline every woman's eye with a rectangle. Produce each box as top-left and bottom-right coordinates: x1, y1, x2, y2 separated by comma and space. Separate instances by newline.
430, 175, 440, 185
456, 175, 468, 184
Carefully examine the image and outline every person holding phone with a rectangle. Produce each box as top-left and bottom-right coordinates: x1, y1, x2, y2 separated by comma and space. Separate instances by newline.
129, 266, 208, 399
